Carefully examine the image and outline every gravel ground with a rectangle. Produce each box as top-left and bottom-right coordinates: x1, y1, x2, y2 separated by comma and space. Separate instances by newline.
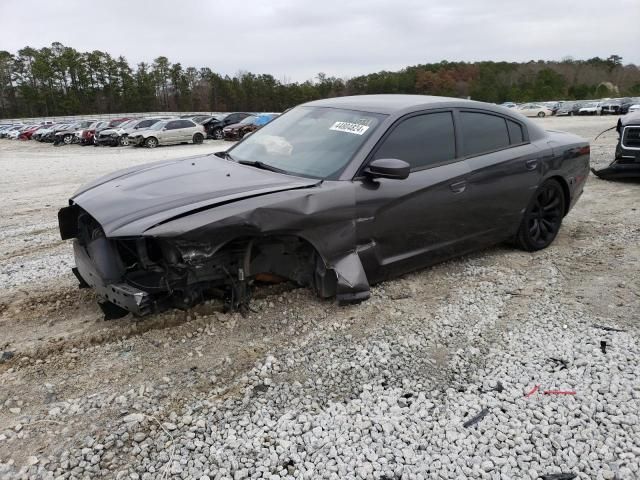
0, 116, 638, 480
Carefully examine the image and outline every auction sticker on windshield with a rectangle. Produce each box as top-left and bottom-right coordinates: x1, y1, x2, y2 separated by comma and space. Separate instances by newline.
329, 121, 370, 135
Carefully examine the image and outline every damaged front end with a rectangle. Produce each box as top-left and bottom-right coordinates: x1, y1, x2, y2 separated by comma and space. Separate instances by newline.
592, 114, 640, 180
58, 204, 344, 318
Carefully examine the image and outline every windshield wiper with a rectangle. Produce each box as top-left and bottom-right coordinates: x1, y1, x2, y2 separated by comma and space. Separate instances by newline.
237, 159, 288, 174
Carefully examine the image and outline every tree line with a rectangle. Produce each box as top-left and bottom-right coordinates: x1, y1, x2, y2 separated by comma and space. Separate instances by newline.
0, 43, 638, 118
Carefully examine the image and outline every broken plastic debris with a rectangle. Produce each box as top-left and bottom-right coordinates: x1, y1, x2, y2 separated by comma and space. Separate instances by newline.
524, 385, 540, 398
543, 390, 577, 396
463, 407, 489, 428
540, 473, 577, 480
594, 324, 626, 332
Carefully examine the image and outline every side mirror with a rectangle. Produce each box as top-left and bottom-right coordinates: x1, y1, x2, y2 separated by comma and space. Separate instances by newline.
363, 158, 410, 180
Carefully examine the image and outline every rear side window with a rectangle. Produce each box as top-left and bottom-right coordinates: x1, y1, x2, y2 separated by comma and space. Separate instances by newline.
179, 120, 196, 128
460, 112, 510, 156
507, 120, 524, 144
373, 112, 456, 170
165, 121, 180, 130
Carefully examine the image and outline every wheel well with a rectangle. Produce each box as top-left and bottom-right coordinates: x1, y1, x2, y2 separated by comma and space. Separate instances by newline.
216, 235, 337, 297
548, 175, 570, 216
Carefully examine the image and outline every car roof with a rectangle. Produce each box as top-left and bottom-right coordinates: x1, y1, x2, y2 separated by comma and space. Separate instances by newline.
302, 94, 479, 114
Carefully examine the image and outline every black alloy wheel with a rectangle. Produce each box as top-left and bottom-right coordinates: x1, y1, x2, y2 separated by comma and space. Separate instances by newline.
213, 128, 224, 140
515, 179, 565, 251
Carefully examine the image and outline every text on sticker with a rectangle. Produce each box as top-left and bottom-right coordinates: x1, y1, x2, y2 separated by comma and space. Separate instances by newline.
330, 121, 370, 135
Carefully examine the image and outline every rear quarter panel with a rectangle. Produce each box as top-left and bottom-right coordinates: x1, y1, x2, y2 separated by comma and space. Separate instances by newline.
543, 130, 590, 213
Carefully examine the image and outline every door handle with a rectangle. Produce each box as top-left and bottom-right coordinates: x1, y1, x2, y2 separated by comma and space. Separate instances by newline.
449, 181, 467, 194
525, 159, 538, 170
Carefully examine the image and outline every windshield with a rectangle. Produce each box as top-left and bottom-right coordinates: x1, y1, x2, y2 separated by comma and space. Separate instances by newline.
228, 106, 386, 179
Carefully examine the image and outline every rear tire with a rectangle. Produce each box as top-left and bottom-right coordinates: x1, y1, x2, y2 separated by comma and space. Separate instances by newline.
515, 179, 565, 251
63, 134, 73, 144
193, 133, 204, 144
145, 137, 158, 148
119, 135, 130, 146
213, 128, 223, 140
537, 111, 545, 118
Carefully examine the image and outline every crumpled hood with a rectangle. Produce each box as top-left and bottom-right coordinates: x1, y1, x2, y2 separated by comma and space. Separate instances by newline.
71, 154, 319, 237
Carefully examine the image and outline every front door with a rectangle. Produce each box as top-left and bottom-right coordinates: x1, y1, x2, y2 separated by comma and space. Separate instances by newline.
354, 110, 476, 283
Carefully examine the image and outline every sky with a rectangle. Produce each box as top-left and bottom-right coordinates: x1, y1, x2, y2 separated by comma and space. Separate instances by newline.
1, 0, 639, 82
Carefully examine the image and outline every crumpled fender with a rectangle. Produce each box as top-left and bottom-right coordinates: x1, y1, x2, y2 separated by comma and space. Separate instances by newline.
147, 180, 372, 299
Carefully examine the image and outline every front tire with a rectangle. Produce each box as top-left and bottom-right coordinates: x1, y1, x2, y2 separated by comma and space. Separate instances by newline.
515, 179, 565, 251
63, 134, 73, 144
145, 137, 158, 148
193, 133, 204, 144
213, 128, 223, 140
119, 135, 130, 146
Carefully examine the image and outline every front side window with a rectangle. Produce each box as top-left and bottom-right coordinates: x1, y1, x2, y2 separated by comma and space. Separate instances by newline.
373, 112, 456, 170
459, 111, 510, 157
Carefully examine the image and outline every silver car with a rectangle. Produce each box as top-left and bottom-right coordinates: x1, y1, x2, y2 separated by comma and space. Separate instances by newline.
129, 119, 205, 148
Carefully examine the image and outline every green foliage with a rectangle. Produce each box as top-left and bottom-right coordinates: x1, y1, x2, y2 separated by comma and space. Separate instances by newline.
0, 45, 637, 118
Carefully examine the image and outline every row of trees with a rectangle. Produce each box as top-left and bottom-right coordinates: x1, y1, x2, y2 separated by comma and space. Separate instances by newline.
1, 43, 639, 119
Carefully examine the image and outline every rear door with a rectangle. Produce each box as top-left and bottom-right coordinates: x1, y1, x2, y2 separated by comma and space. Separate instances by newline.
457, 109, 543, 243
178, 120, 196, 141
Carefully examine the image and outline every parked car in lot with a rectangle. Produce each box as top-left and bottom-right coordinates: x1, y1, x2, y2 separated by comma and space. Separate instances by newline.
32, 124, 56, 141
556, 102, 584, 116
8, 125, 34, 139
619, 98, 640, 115
515, 104, 553, 117
39, 123, 72, 142
58, 94, 590, 317
601, 99, 629, 115
94, 119, 139, 146
75, 121, 106, 145
128, 118, 205, 148
500, 102, 517, 108
0, 125, 24, 138
222, 113, 278, 140
203, 112, 253, 139
18, 124, 43, 140
592, 111, 640, 179
541, 102, 560, 115
92, 118, 132, 144
628, 104, 640, 113
578, 102, 602, 115
53, 120, 95, 145
96, 117, 171, 146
